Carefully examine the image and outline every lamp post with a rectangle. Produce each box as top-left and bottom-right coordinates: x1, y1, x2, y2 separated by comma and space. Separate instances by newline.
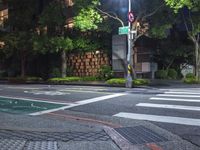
126, 0, 133, 88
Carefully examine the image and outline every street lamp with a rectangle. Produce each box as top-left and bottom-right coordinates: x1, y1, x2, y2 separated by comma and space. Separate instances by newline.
126, 0, 133, 88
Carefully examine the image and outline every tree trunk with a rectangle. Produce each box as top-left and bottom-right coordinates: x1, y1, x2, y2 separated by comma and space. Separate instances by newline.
195, 41, 200, 79
61, 49, 67, 78
21, 52, 26, 78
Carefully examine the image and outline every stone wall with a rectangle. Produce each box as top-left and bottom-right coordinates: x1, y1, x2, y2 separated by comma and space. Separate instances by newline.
67, 52, 110, 77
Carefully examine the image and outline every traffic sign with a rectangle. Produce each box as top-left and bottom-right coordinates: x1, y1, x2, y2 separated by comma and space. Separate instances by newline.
128, 12, 135, 22
118, 26, 129, 35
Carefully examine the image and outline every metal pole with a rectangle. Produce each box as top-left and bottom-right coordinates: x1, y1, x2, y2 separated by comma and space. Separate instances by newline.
126, 0, 132, 88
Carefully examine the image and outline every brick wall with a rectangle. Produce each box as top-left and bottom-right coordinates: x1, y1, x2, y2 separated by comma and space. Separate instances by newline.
67, 52, 110, 77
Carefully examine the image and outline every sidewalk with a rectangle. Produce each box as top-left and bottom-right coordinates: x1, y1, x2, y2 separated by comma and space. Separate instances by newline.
0, 111, 199, 150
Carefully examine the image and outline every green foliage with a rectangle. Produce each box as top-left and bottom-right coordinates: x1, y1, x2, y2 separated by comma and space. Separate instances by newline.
74, 7, 103, 31
48, 76, 100, 84
132, 79, 150, 86
73, 37, 101, 52
48, 77, 81, 83
106, 78, 126, 85
33, 35, 73, 53
155, 70, 168, 79
33, 34, 50, 54
0, 70, 7, 77
167, 69, 178, 79
106, 78, 150, 86
8, 76, 43, 83
50, 37, 73, 52
39, 0, 66, 27
98, 65, 113, 80
183, 78, 200, 84
183, 73, 199, 84
185, 73, 196, 78
81, 76, 98, 81
50, 68, 61, 78
7, 0, 36, 31
48, 76, 98, 83
165, 0, 200, 12
150, 24, 172, 39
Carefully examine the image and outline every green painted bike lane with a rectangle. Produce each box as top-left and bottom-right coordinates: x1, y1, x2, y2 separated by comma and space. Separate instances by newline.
0, 97, 66, 114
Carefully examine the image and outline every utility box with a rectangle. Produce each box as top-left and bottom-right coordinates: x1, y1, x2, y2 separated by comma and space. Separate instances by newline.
112, 35, 127, 73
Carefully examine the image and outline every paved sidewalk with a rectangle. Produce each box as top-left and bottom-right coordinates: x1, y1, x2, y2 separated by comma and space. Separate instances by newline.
0, 111, 199, 150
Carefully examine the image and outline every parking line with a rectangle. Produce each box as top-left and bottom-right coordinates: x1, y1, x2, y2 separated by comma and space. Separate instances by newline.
29, 93, 126, 116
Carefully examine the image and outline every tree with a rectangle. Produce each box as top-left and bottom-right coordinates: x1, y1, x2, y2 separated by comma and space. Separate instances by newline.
1, 32, 33, 77
165, 0, 200, 79
39, 0, 73, 77
1, 0, 37, 77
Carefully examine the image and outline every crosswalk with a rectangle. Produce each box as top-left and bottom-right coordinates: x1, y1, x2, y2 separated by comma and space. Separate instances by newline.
114, 88, 200, 126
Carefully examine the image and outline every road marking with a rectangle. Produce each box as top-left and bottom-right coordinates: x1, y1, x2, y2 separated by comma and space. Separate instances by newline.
150, 97, 200, 103
165, 91, 200, 95
60, 89, 111, 94
157, 94, 200, 98
160, 88, 200, 91
24, 90, 70, 95
136, 103, 200, 111
29, 93, 126, 116
7, 87, 41, 90
113, 112, 200, 126
0, 95, 71, 105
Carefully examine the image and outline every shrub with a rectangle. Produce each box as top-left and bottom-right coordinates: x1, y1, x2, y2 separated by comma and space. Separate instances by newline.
8, 77, 26, 83
167, 69, 178, 79
48, 77, 81, 83
8, 77, 43, 83
98, 65, 113, 80
0, 70, 7, 77
133, 79, 150, 86
50, 67, 61, 78
185, 73, 195, 79
106, 78, 150, 86
183, 78, 200, 84
81, 76, 98, 81
48, 76, 100, 84
155, 70, 168, 79
26, 77, 43, 82
106, 78, 126, 85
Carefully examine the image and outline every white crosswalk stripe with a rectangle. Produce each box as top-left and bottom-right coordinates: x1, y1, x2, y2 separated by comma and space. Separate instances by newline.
114, 113, 200, 126
114, 88, 200, 126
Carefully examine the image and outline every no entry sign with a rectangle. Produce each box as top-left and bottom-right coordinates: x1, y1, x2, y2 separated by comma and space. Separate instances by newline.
128, 12, 135, 22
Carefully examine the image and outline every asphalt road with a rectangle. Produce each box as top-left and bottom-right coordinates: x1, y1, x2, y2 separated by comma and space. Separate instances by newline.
0, 84, 200, 148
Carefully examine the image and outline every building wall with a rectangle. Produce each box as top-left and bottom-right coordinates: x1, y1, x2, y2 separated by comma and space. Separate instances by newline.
67, 52, 110, 77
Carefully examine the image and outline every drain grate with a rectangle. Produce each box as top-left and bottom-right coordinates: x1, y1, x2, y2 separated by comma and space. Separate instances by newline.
0, 130, 110, 142
115, 126, 168, 145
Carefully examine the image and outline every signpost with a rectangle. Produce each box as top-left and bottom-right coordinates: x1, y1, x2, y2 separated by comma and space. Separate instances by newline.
118, 26, 129, 35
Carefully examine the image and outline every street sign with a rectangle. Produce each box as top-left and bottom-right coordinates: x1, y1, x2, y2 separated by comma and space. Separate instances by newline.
128, 12, 135, 22
118, 26, 129, 35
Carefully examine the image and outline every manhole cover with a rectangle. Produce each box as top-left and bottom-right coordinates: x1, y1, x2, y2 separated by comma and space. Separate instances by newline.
115, 126, 168, 145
